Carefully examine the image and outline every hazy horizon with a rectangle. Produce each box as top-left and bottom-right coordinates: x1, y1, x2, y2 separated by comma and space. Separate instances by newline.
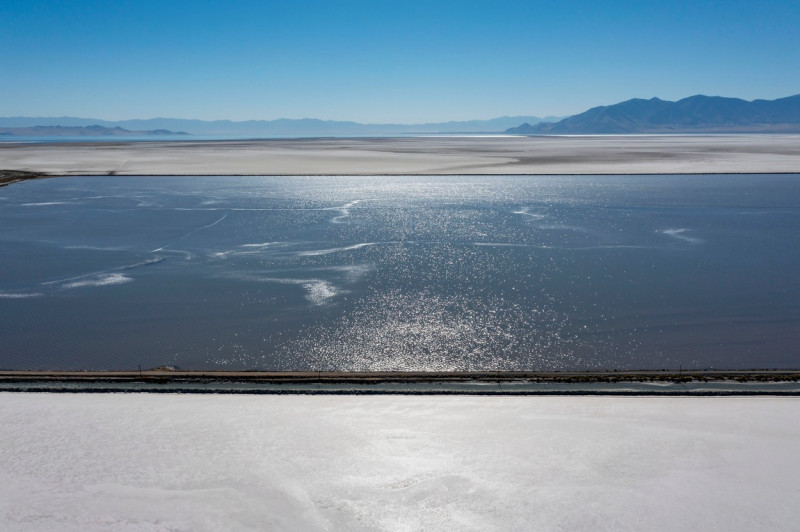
0, 113, 560, 125
3, 91, 798, 127
2, 1, 799, 123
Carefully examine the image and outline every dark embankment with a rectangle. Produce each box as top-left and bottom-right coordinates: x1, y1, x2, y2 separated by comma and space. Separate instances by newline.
2, 369, 800, 383
0, 170, 50, 187
1, 370, 799, 395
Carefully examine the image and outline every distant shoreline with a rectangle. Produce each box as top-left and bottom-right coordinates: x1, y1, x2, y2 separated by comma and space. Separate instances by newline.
2, 135, 800, 176
0, 170, 50, 187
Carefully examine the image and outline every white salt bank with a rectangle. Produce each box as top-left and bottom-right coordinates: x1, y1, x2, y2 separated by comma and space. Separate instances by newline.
0, 394, 797, 531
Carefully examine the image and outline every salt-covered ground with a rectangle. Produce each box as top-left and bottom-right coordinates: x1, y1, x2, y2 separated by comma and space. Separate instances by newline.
2, 135, 800, 175
1, 394, 797, 531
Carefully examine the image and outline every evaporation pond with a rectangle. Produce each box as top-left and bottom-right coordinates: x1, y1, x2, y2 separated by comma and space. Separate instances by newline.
1, 174, 798, 370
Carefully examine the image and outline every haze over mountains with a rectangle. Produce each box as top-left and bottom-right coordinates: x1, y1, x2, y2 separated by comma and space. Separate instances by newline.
507, 94, 800, 134
4, 94, 800, 137
0, 125, 188, 137
0, 116, 559, 137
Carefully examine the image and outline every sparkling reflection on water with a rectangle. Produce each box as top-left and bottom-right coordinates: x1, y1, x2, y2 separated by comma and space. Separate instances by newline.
1, 175, 798, 370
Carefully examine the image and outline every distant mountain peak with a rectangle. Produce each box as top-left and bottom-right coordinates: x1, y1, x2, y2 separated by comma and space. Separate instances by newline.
507, 94, 800, 134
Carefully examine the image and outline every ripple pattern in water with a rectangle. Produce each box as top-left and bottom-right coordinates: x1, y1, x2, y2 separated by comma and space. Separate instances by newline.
1, 175, 799, 370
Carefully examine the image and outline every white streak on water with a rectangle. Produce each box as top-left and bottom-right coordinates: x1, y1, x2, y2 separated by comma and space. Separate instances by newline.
0, 291, 43, 298
201, 213, 228, 230
213, 249, 258, 259
151, 213, 228, 258
38, 258, 163, 291
473, 242, 530, 248
62, 273, 133, 289
214, 242, 281, 259
568, 245, 650, 250
118, 257, 165, 270
64, 245, 131, 251
21, 201, 72, 207
171, 206, 364, 213
248, 276, 343, 305
473, 242, 648, 250
661, 228, 704, 244
239, 242, 278, 248
331, 200, 361, 223
70, 195, 119, 200
297, 243, 375, 257
512, 207, 545, 220
151, 248, 194, 260
535, 224, 589, 232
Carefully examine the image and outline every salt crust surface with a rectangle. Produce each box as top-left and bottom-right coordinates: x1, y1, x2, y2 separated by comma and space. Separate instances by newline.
0, 394, 797, 531
3, 135, 800, 175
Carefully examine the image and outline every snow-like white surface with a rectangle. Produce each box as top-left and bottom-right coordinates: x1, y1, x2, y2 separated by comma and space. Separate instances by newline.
3, 135, 800, 175
0, 394, 797, 531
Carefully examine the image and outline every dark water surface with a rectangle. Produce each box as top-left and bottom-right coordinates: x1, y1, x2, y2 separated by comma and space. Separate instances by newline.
1, 175, 798, 370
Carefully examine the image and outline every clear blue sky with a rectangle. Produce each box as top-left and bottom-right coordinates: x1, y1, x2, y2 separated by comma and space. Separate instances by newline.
2, 0, 799, 122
